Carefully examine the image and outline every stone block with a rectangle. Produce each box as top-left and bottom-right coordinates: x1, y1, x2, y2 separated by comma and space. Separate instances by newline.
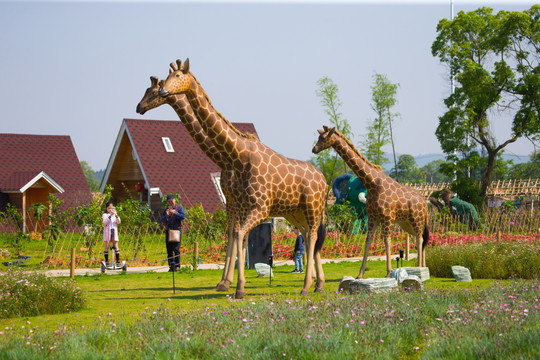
338, 276, 355, 292
451, 265, 472, 282
390, 268, 409, 283
348, 278, 398, 294
254, 263, 273, 278
401, 267, 430, 281
401, 275, 423, 291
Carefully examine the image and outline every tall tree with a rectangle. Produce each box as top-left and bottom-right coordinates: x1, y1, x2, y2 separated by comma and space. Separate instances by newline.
80, 161, 99, 192
432, 5, 540, 200
312, 76, 353, 184
363, 73, 400, 176
389, 154, 424, 183
421, 159, 453, 183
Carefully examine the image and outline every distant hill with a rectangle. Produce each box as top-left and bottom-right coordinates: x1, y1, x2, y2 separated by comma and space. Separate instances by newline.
380, 153, 530, 171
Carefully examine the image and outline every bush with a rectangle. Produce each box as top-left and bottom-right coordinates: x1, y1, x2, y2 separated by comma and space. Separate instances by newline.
0, 269, 85, 319
427, 240, 540, 279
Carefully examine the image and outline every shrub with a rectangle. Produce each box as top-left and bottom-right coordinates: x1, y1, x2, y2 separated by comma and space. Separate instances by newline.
0, 269, 85, 319
427, 240, 540, 279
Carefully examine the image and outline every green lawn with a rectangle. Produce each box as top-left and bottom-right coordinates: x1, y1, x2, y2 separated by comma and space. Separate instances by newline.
0, 258, 497, 331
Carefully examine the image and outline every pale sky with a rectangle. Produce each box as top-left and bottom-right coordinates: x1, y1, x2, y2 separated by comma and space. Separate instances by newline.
0, 0, 537, 171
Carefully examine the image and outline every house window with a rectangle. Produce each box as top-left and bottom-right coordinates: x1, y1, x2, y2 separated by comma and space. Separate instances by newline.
162, 137, 174, 152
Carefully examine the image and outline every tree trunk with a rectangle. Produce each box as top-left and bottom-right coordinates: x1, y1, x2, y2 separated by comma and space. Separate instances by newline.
388, 110, 399, 182
481, 149, 497, 200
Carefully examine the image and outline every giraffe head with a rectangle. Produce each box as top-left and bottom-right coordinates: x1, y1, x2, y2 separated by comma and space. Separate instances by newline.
312, 126, 337, 154
159, 58, 192, 97
136, 76, 167, 115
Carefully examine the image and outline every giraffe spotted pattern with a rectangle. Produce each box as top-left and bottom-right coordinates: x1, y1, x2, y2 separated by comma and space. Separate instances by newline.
313, 126, 429, 278
160, 59, 328, 298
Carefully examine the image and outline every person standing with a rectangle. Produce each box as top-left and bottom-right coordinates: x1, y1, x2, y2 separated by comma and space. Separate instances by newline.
161, 194, 186, 272
291, 227, 305, 273
102, 202, 121, 266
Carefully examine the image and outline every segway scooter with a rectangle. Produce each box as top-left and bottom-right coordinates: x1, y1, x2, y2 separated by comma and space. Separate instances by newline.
100, 245, 127, 273
100, 260, 127, 273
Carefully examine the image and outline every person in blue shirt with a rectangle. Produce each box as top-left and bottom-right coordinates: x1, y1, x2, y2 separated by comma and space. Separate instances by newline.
291, 227, 305, 273
161, 194, 186, 272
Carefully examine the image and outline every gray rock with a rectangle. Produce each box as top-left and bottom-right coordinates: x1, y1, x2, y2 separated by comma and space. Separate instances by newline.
451, 265, 472, 282
338, 276, 356, 292
390, 268, 409, 283
254, 263, 273, 278
401, 267, 430, 281
348, 278, 398, 294
401, 275, 424, 291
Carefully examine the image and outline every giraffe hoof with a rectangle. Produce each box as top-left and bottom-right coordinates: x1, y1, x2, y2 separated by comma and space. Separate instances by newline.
233, 290, 246, 299
314, 286, 323, 293
216, 282, 230, 292
300, 289, 309, 296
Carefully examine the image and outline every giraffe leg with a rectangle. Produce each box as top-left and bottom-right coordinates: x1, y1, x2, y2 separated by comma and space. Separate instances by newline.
313, 249, 325, 293
416, 235, 423, 267
233, 229, 247, 299
383, 232, 392, 278
300, 227, 316, 296
357, 221, 377, 279
216, 223, 235, 291
216, 243, 235, 291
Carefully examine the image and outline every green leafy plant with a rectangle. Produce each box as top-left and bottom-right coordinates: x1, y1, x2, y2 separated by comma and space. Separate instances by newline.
0, 268, 85, 319
28, 202, 48, 233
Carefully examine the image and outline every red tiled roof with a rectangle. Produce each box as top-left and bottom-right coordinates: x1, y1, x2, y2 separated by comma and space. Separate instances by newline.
123, 119, 259, 212
0, 134, 90, 209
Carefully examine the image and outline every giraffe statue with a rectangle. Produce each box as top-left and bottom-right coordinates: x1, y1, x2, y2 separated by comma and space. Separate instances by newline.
159, 58, 328, 299
312, 126, 429, 278
135, 72, 239, 291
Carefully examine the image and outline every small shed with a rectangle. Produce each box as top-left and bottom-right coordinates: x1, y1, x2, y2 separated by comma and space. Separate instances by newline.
0, 134, 91, 232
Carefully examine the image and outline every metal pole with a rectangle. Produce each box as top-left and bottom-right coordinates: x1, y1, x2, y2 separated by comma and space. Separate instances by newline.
172, 266, 176, 294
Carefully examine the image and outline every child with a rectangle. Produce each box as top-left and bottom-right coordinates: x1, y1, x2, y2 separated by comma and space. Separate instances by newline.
292, 228, 305, 273
102, 202, 121, 266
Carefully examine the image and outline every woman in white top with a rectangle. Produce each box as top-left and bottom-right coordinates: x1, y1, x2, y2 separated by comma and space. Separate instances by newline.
102, 202, 121, 266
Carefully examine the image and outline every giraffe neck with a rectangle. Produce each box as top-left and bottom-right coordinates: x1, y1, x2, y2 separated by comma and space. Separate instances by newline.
167, 96, 227, 169
184, 76, 249, 165
331, 134, 384, 191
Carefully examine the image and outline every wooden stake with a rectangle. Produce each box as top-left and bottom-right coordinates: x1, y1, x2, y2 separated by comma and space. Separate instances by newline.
70, 248, 75, 279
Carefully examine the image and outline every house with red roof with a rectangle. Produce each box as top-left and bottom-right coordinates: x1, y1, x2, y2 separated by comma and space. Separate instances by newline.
0, 134, 91, 232
100, 119, 259, 215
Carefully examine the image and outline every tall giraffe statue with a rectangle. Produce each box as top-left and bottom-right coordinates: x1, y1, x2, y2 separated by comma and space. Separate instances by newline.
135, 72, 240, 291
312, 126, 429, 278
160, 58, 327, 298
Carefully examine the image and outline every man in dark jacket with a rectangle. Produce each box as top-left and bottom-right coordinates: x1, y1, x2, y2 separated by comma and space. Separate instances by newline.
161, 194, 186, 272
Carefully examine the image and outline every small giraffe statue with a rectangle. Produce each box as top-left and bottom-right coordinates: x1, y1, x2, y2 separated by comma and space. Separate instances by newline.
160, 58, 328, 298
313, 126, 429, 278
136, 73, 239, 291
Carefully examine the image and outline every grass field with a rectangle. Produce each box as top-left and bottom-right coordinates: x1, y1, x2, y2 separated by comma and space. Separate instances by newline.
1, 258, 538, 359
1, 259, 496, 330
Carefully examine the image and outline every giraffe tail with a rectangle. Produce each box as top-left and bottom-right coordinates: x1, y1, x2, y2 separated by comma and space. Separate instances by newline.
314, 223, 326, 255
422, 224, 430, 250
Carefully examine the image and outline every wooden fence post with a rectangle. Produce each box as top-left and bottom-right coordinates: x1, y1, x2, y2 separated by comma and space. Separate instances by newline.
497, 231, 501, 243
70, 248, 75, 279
